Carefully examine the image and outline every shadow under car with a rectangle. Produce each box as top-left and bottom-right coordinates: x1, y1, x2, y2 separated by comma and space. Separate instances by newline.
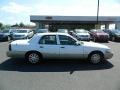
0, 58, 114, 74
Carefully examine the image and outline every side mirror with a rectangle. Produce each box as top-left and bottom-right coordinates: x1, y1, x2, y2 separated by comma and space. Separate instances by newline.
75, 42, 80, 46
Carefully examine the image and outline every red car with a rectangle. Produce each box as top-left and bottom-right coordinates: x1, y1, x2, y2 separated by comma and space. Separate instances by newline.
90, 29, 109, 42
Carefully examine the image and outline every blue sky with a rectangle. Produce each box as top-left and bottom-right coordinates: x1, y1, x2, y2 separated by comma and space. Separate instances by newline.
0, 0, 120, 25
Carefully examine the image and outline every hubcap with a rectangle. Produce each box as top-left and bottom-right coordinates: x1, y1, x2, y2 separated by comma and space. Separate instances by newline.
28, 53, 39, 63
91, 54, 101, 64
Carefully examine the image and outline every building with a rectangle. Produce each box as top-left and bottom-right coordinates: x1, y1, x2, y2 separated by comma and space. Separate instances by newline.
30, 15, 120, 31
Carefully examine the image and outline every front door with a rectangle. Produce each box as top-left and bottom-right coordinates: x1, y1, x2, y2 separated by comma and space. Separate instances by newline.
58, 35, 84, 59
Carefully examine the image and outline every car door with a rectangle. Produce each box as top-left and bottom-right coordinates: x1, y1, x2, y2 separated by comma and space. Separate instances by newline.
58, 35, 84, 59
38, 35, 60, 59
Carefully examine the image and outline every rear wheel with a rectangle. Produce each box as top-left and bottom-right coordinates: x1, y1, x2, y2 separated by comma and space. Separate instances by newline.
89, 52, 103, 64
26, 52, 42, 64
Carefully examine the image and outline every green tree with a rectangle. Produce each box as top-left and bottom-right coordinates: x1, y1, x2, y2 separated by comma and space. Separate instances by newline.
4, 25, 11, 29
19, 22, 24, 27
0, 22, 4, 30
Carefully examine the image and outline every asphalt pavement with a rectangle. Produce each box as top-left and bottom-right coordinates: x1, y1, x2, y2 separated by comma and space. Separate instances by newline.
0, 41, 120, 90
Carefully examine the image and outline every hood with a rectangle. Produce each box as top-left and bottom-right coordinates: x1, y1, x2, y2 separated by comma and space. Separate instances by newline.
81, 41, 110, 49
11, 39, 30, 45
114, 32, 120, 36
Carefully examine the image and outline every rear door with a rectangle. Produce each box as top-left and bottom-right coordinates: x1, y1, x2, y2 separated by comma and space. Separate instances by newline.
38, 35, 60, 59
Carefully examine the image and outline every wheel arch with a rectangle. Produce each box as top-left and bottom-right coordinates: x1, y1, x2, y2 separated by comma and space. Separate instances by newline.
25, 50, 43, 59
88, 50, 104, 59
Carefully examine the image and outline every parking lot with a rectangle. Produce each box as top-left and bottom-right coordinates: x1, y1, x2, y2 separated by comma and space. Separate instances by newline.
0, 41, 120, 90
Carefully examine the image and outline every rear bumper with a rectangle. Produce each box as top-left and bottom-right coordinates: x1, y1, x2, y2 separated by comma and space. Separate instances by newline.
7, 51, 26, 58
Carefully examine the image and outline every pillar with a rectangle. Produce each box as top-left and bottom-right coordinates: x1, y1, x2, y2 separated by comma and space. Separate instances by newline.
105, 24, 109, 29
115, 23, 120, 29
95, 24, 101, 29
39, 23, 45, 29
34, 22, 39, 29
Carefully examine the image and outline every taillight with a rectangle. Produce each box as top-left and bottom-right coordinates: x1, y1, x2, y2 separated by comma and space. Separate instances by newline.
9, 44, 11, 51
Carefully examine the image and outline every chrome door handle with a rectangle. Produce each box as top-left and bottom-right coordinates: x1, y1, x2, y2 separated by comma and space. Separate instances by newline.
61, 47, 65, 48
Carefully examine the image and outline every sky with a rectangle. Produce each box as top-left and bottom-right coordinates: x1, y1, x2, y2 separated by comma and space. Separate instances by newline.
0, 0, 120, 25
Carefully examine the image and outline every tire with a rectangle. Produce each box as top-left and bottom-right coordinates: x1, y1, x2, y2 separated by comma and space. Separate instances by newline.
7, 36, 10, 41
111, 37, 115, 41
93, 37, 96, 42
26, 52, 41, 64
88, 52, 103, 64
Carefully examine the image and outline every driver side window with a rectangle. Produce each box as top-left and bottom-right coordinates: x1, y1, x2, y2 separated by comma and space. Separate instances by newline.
59, 35, 76, 45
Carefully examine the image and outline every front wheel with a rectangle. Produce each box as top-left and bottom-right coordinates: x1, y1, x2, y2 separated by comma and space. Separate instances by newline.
26, 52, 41, 64
89, 53, 103, 64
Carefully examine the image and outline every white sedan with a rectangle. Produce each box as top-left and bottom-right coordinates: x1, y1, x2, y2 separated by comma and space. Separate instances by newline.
7, 33, 113, 64
12, 29, 34, 40
75, 29, 91, 41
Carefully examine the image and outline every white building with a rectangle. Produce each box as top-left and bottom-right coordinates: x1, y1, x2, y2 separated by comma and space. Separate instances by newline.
30, 15, 120, 31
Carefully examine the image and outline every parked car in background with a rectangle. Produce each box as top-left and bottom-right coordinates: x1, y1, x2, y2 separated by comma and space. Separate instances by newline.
0, 31, 9, 41
35, 29, 48, 33
7, 33, 113, 64
57, 29, 68, 33
12, 29, 34, 40
0, 30, 10, 41
68, 30, 80, 40
103, 29, 120, 41
74, 29, 90, 41
90, 29, 109, 42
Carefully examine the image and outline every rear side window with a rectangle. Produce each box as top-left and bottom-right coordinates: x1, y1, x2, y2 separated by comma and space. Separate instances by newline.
39, 35, 57, 45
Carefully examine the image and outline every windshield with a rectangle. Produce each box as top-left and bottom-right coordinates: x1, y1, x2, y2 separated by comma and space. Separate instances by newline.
75, 29, 88, 33
16, 30, 28, 33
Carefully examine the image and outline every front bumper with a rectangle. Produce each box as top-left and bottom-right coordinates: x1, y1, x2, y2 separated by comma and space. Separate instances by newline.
104, 52, 113, 59
0, 36, 8, 41
96, 37, 109, 41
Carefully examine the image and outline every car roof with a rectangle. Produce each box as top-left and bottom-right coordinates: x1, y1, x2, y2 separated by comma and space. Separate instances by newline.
36, 32, 71, 37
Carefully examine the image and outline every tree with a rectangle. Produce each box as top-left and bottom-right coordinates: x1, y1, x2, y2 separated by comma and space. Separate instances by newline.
11, 23, 19, 27
0, 22, 4, 30
19, 22, 24, 27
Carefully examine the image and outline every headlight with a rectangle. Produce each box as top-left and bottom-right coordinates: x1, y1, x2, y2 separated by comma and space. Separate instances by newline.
105, 49, 111, 53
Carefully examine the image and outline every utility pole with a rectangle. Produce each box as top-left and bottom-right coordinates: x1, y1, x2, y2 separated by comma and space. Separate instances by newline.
97, 0, 99, 24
